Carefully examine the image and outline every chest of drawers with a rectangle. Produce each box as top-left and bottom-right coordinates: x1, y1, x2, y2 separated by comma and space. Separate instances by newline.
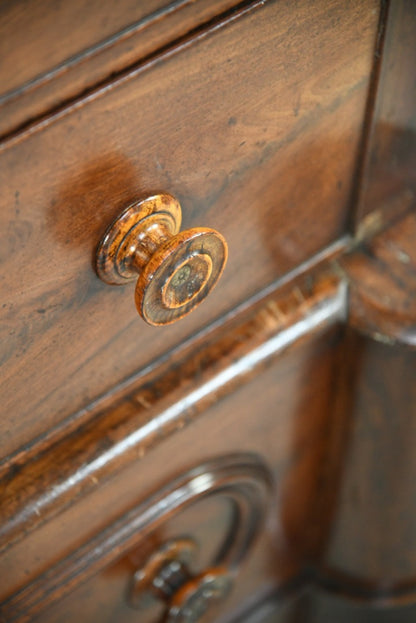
1, 1, 416, 622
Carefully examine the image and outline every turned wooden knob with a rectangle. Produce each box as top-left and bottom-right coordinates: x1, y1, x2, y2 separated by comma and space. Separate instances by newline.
130, 538, 233, 622
96, 194, 228, 326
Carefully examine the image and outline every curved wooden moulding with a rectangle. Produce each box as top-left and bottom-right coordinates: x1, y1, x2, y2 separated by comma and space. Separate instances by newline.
0, 453, 272, 622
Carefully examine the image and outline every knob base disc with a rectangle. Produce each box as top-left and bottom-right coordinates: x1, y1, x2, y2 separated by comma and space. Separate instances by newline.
96, 193, 182, 285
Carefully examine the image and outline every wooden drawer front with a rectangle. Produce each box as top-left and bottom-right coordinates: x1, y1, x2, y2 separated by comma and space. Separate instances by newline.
0, 0, 172, 99
0, 0, 378, 457
24, 456, 273, 623
0, 311, 343, 622
0, 0, 243, 137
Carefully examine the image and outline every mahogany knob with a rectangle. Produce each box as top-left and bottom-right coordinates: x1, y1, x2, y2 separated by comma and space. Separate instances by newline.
96, 194, 227, 326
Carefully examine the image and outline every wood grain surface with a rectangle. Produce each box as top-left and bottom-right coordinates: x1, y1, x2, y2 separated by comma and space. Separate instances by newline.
317, 332, 416, 603
1, 323, 343, 621
229, 588, 416, 623
355, 0, 416, 227
2, 454, 273, 622
3, 1, 416, 621
0, 0, 243, 138
0, 267, 345, 615
0, 0, 379, 459
136, 227, 228, 326
340, 210, 416, 346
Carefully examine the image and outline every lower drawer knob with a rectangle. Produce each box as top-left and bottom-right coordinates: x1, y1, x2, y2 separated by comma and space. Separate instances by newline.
127, 455, 272, 621
130, 538, 232, 623
95, 193, 227, 326
167, 570, 233, 623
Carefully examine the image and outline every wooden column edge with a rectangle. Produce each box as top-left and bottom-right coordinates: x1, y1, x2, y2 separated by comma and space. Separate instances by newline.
338, 209, 416, 347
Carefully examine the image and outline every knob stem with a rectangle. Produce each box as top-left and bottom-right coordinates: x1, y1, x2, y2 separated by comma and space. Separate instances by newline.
129, 221, 172, 273
152, 559, 192, 600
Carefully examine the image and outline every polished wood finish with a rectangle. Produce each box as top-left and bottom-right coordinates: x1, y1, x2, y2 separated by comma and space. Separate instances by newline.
1, 322, 342, 621
0, 0, 379, 459
1, 454, 272, 622
2, 1, 416, 621
340, 210, 416, 346
0, 265, 344, 558
0, 264, 344, 617
313, 0, 416, 608
0, 0, 243, 138
318, 330, 416, 602
136, 227, 226, 326
355, 0, 416, 226
96, 193, 227, 325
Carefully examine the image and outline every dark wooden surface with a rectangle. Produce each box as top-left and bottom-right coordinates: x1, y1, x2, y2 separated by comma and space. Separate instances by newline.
0, 0, 173, 97
303, 589, 416, 623
315, 2, 416, 603
0, 265, 345, 605
339, 210, 416, 345
355, 0, 416, 227
2, 454, 274, 622
0, 0, 379, 460
225, 588, 416, 623
0, 0, 243, 138
2, 1, 416, 621
319, 329, 416, 601
0, 322, 343, 622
